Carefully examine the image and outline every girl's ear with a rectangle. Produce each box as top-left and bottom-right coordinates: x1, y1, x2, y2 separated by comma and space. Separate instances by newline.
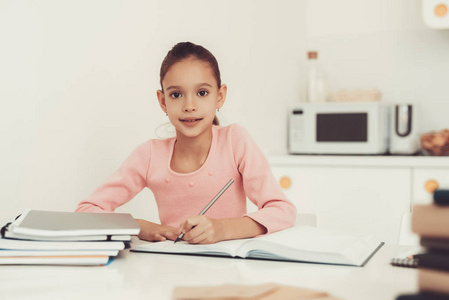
157, 90, 167, 113
217, 84, 227, 110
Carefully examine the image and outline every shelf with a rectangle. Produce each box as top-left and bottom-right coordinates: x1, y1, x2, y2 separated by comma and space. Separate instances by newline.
268, 154, 449, 168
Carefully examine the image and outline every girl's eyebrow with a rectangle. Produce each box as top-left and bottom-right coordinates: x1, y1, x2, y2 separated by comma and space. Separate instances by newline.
165, 83, 213, 91
165, 85, 181, 91
197, 83, 213, 88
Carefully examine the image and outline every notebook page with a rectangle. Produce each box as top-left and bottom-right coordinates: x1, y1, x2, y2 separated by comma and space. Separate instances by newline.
133, 238, 250, 257
236, 226, 381, 265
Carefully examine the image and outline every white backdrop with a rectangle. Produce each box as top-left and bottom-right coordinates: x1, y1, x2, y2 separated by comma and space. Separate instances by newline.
0, 0, 306, 223
0, 0, 448, 224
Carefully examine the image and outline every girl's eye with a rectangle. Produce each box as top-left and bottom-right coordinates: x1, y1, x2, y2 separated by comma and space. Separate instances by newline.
197, 90, 208, 97
170, 92, 182, 99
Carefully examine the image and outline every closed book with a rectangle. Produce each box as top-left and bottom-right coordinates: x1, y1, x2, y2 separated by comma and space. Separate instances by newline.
133, 226, 383, 267
418, 253, 449, 272
2, 231, 131, 242
421, 237, 449, 251
0, 237, 125, 250
173, 283, 334, 300
0, 249, 119, 257
419, 268, 449, 295
0, 255, 110, 266
412, 205, 449, 238
7, 209, 140, 237
396, 292, 449, 300
434, 190, 449, 206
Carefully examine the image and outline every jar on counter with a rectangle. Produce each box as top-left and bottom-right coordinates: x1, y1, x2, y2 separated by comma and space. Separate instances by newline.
306, 51, 328, 103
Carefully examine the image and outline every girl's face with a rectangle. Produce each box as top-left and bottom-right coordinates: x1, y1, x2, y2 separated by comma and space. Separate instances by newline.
157, 58, 227, 140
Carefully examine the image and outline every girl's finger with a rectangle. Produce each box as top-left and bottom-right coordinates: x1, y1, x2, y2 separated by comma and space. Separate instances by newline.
154, 233, 166, 242
181, 216, 201, 235
187, 230, 209, 244
185, 216, 201, 230
164, 231, 178, 240
182, 223, 206, 242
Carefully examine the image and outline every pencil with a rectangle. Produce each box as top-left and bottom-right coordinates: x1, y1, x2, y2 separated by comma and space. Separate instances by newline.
174, 179, 234, 243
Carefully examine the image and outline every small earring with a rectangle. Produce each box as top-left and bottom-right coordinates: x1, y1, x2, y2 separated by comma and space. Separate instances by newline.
166, 113, 168, 116
217, 108, 220, 112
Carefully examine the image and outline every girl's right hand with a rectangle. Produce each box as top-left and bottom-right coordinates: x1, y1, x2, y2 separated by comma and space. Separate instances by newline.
135, 219, 181, 242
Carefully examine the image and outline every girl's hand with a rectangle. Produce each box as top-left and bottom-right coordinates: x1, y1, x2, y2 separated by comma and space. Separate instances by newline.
180, 216, 226, 244
135, 219, 181, 242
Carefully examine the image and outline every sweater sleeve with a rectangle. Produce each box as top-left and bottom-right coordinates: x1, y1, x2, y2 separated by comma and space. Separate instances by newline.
75, 142, 151, 213
230, 124, 297, 234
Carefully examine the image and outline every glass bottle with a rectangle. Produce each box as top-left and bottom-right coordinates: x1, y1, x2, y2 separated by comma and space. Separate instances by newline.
306, 51, 327, 102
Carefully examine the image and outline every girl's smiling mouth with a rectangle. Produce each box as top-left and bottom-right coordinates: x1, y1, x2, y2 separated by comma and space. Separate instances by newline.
180, 117, 203, 123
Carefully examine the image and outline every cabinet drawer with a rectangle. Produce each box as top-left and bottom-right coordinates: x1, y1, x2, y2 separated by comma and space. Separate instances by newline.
412, 168, 449, 205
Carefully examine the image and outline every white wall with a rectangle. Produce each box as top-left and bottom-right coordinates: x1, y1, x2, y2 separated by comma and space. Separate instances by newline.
0, 0, 306, 222
0, 0, 448, 223
304, 0, 449, 132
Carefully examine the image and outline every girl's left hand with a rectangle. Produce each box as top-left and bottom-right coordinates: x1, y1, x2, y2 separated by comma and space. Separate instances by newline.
180, 216, 225, 244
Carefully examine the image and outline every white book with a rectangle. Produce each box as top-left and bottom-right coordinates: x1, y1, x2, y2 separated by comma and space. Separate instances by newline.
0, 255, 110, 265
132, 226, 384, 267
0, 238, 125, 251
0, 249, 119, 257
8, 209, 140, 237
3, 231, 131, 242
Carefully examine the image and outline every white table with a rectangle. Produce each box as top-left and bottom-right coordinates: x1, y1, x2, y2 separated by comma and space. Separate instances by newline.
0, 241, 419, 300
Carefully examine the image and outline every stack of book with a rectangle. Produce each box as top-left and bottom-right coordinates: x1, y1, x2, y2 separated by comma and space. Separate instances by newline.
396, 189, 449, 300
0, 209, 140, 266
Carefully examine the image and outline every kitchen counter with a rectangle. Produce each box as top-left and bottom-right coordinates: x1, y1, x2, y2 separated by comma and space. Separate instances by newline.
268, 154, 449, 168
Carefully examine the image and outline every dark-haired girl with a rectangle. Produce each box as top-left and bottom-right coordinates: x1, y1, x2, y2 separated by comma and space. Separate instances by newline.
77, 42, 296, 244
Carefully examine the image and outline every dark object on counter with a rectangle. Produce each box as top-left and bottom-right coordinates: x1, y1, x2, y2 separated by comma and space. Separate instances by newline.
421, 237, 449, 251
396, 292, 449, 300
434, 189, 449, 206
418, 253, 449, 272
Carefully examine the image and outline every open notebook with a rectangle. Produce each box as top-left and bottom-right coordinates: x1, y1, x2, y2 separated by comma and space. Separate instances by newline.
132, 226, 384, 267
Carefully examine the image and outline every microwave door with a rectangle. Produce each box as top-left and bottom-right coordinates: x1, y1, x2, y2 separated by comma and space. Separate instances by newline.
316, 113, 368, 142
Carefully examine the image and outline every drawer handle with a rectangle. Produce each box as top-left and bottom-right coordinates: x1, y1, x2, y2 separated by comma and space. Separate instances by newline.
425, 179, 439, 194
279, 176, 292, 189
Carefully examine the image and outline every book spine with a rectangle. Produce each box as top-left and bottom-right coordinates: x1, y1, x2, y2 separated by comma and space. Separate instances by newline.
419, 268, 449, 295
421, 238, 449, 251
434, 190, 449, 206
412, 205, 449, 238
396, 292, 449, 300
418, 254, 449, 272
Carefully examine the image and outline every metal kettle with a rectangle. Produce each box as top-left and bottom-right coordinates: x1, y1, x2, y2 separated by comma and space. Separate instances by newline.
395, 104, 413, 137
389, 104, 419, 154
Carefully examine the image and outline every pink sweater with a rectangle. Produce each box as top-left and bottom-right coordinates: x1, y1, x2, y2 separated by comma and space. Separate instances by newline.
76, 124, 296, 234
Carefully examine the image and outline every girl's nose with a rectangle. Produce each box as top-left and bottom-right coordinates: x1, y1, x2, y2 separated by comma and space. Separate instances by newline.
184, 106, 197, 112
183, 97, 197, 112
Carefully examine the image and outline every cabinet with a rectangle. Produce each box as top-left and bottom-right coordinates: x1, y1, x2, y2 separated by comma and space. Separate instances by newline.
412, 168, 449, 205
267, 155, 449, 245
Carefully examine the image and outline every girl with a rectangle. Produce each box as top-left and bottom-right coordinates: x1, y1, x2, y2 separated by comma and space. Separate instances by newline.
76, 42, 296, 244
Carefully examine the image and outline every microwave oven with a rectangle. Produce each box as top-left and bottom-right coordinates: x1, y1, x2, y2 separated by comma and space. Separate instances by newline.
288, 102, 390, 155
